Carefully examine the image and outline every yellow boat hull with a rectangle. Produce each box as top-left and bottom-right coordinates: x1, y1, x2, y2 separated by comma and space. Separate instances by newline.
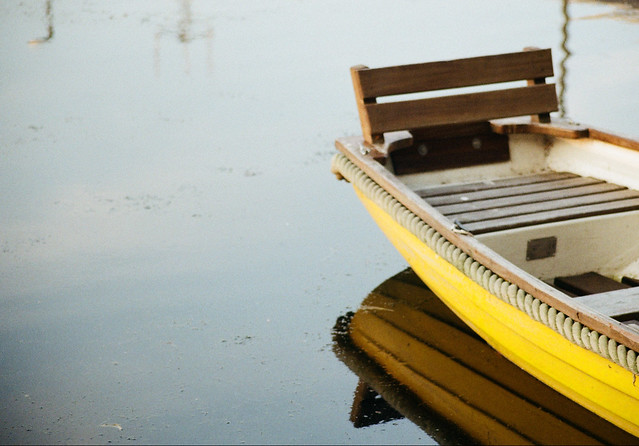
354, 185, 639, 436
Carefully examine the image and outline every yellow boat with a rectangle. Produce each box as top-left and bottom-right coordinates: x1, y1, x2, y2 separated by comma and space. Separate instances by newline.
331, 48, 639, 436
334, 268, 637, 444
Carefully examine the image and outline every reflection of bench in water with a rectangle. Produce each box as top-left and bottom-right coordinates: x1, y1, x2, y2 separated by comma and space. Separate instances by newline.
418, 172, 639, 235
335, 268, 637, 444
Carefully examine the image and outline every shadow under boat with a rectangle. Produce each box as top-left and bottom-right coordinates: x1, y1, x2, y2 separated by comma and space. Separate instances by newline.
333, 268, 638, 445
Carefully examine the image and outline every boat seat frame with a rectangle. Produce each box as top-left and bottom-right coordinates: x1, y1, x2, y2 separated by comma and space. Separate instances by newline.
351, 48, 558, 145
349, 48, 595, 172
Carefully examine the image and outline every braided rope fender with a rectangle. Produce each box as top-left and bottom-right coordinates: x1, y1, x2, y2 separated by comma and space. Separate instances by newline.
332, 153, 639, 374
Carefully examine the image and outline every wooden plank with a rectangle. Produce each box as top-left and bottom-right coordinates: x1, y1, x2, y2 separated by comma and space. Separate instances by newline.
390, 132, 509, 175
425, 176, 603, 207
418, 172, 577, 198
410, 122, 493, 140
464, 197, 639, 234
554, 272, 630, 296
435, 182, 625, 215
354, 49, 553, 98
365, 84, 558, 135
351, 65, 380, 143
447, 189, 639, 223
573, 287, 639, 318
589, 127, 639, 152
491, 117, 589, 139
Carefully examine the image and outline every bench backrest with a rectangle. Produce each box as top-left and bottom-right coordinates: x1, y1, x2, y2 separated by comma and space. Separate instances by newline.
351, 49, 558, 144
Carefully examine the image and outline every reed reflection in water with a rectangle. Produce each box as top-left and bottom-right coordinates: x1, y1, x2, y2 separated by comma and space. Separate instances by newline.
154, 0, 214, 75
28, 0, 54, 44
334, 268, 637, 445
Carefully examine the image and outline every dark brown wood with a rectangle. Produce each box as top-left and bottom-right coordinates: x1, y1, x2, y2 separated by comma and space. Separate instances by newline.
354, 49, 553, 98
350, 49, 558, 144
410, 122, 495, 140
463, 197, 639, 234
622, 277, 639, 287
351, 65, 381, 143
425, 176, 603, 207
390, 132, 510, 175
357, 130, 414, 161
526, 77, 551, 123
554, 272, 630, 296
365, 84, 558, 135
417, 172, 578, 198
447, 189, 639, 223
435, 182, 625, 215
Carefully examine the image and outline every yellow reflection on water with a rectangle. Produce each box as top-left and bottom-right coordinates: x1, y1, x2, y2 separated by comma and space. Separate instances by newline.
335, 268, 638, 445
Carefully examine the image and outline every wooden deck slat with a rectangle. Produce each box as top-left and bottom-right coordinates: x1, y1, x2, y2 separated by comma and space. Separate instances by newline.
463, 197, 639, 234
417, 172, 577, 198
573, 287, 639, 318
425, 177, 603, 206
436, 182, 626, 215
447, 189, 639, 223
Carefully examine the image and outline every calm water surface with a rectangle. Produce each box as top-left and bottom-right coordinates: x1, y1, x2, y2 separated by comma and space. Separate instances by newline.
1, 1, 638, 444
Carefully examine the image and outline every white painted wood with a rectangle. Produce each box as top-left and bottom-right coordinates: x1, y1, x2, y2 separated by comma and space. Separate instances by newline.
574, 288, 639, 318
547, 138, 639, 191
476, 211, 639, 280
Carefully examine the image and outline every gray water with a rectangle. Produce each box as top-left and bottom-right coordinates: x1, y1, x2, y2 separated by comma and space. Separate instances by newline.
1, 1, 638, 444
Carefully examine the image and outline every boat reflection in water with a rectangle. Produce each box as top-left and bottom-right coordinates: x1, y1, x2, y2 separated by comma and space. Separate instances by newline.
333, 268, 637, 445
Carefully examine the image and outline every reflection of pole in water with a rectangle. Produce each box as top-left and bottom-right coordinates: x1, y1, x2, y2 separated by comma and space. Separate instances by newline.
154, 0, 214, 75
558, 0, 571, 118
178, 0, 192, 73
28, 0, 54, 44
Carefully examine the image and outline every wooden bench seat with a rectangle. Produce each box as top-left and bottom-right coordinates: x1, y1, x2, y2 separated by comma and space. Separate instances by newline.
418, 172, 639, 234
573, 288, 639, 319
553, 271, 631, 296
351, 49, 557, 145
550, 272, 639, 320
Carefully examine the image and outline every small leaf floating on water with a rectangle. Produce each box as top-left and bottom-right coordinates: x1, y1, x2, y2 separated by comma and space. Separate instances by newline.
100, 423, 123, 431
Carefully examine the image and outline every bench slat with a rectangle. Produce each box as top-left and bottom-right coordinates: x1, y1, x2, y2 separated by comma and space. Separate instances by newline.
436, 182, 624, 214
554, 272, 631, 296
446, 189, 638, 223
417, 172, 577, 198
463, 198, 639, 234
365, 84, 558, 136
426, 176, 602, 207
355, 49, 553, 98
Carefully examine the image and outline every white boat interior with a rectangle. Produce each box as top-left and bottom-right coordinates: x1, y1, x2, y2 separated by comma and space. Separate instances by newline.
341, 47, 639, 333
395, 132, 639, 323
